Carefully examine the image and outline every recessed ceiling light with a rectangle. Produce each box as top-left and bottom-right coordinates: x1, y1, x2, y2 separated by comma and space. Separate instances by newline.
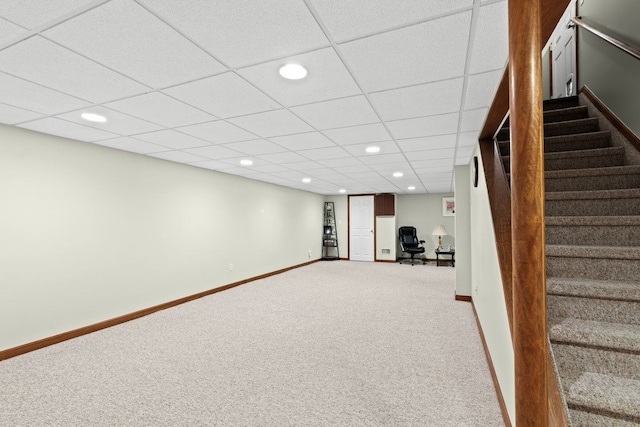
365, 146, 380, 154
408, 186, 416, 190
302, 177, 311, 183
393, 171, 403, 178
339, 189, 346, 193
279, 63, 307, 80
81, 112, 107, 123
240, 159, 253, 166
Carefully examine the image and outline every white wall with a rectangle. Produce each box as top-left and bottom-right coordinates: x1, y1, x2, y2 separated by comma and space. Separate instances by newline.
470, 144, 515, 424
396, 194, 455, 259
0, 124, 324, 352
454, 164, 472, 297
376, 216, 397, 261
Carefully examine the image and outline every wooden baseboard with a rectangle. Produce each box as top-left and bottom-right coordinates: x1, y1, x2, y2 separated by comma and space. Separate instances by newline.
0, 259, 320, 362
455, 295, 472, 302
581, 86, 640, 153
375, 259, 397, 263
471, 300, 513, 427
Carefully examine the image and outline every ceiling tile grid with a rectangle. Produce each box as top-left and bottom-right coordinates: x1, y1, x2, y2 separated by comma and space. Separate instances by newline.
0, 0, 509, 195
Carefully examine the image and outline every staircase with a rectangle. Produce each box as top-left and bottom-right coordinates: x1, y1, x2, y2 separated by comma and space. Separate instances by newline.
497, 96, 640, 426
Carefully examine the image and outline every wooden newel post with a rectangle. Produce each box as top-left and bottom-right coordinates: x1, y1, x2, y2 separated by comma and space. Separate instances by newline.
508, 0, 548, 425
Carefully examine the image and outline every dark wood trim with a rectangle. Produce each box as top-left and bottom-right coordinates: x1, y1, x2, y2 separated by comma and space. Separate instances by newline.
0, 259, 320, 362
471, 300, 513, 427
455, 295, 472, 302
375, 259, 397, 263
479, 139, 513, 334
547, 349, 570, 426
580, 86, 640, 153
548, 43, 554, 98
572, 17, 640, 61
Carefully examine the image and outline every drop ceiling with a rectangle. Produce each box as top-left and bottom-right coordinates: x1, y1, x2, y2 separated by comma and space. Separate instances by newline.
0, 0, 508, 195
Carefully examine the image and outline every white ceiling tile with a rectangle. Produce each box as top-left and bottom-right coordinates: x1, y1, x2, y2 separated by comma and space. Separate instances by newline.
92, 137, 168, 154
419, 172, 453, 182
412, 158, 454, 169
323, 123, 391, 145
0, 37, 148, 103
370, 78, 464, 121
251, 164, 290, 173
367, 161, 411, 172
222, 139, 286, 156
138, 0, 329, 68
184, 145, 243, 160
347, 171, 381, 179
455, 145, 476, 163
414, 166, 454, 175
465, 69, 504, 110
460, 108, 488, 132
148, 150, 209, 163
164, 73, 280, 119
469, 1, 509, 74
310, 0, 473, 42
358, 153, 406, 165
291, 96, 379, 130
458, 131, 480, 147
397, 134, 457, 152
134, 129, 210, 150
338, 12, 471, 92
332, 164, 374, 174
19, 117, 118, 142
342, 140, 400, 156
105, 92, 215, 128
44, 0, 226, 88
228, 110, 313, 138
178, 121, 257, 144
57, 106, 162, 135
0, 1, 96, 29
317, 157, 362, 168
281, 161, 326, 171
0, 16, 26, 44
257, 151, 309, 164
425, 183, 453, 193
0, 71, 89, 115
268, 131, 336, 150
307, 168, 345, 177
387, 113, 459, 139
0, 103, 44, 124
405, 148, 455, 161
297, 146, 351, 161
239, 47, 360, 107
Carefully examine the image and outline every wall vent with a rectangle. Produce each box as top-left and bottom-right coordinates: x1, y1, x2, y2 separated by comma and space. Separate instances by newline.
381, 249, 390, 254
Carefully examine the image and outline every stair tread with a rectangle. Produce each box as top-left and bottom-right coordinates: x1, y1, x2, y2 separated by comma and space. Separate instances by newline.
545, 165, 640, 179
546, 187, 640, 200
547, 276, 640, 301
503, 146, 623, 161
549, 317, 640, 352
546, 215, 640, 226
498, 129, 610, 145
502, 117, 598, 132
546, 244, 640, 260
567, 372, 640, 419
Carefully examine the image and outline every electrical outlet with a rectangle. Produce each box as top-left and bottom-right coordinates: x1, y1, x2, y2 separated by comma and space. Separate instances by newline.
308, 249, 312, 258
474, 284, 479, 295
229, 263, 233, 271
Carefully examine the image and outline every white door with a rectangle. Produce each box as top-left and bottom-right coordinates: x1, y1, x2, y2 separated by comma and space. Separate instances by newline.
349, 196, 374, 262
552, 1, 577, 98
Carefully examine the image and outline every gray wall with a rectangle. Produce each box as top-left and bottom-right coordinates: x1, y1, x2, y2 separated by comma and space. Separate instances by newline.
577, 0, 640, 137
0, 124, 324, 352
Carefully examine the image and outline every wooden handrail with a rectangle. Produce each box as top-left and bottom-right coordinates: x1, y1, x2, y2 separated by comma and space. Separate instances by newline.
572, 16, 640, 61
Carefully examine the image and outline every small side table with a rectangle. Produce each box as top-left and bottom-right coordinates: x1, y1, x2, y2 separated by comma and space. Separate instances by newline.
435, 249, 455, 267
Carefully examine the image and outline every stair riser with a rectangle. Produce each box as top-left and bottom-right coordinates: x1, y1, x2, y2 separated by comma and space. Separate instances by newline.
498, 135, 609, 156
546, 224, 640, 246
551, 343, 640, 389
547, 256, 640, 281
546, 197, 640, 216
497, 119, 599, 141
548, 295, 640, 324
546, 173, 640, 192
543, 97, 580, 111
502, 153, 623, 172
504, 106, 589, 127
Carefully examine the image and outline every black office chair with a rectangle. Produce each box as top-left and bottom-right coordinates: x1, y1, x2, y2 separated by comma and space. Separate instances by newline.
398, 226, 426, 266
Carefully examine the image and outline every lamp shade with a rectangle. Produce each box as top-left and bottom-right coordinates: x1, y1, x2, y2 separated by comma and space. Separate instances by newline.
432, 224, 448, 236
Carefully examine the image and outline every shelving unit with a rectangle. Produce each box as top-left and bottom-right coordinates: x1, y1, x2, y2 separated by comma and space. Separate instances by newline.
322, 202, 339, 260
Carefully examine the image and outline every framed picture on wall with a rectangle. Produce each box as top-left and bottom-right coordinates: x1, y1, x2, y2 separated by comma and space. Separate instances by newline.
442, 197, 455, 216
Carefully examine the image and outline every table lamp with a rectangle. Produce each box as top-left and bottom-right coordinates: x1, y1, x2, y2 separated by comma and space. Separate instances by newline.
432, 224, 448, 250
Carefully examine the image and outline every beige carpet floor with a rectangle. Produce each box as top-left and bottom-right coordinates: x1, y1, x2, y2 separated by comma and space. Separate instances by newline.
0, 261, 504, 426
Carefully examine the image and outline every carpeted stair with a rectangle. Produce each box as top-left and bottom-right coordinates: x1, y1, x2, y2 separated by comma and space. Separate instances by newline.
498, 95, 640, 426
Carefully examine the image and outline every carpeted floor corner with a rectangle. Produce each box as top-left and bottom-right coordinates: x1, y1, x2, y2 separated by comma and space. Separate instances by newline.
0, 261, 504, 426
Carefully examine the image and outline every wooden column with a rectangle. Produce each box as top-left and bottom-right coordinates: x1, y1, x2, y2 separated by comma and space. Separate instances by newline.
508, 0, 548, 425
